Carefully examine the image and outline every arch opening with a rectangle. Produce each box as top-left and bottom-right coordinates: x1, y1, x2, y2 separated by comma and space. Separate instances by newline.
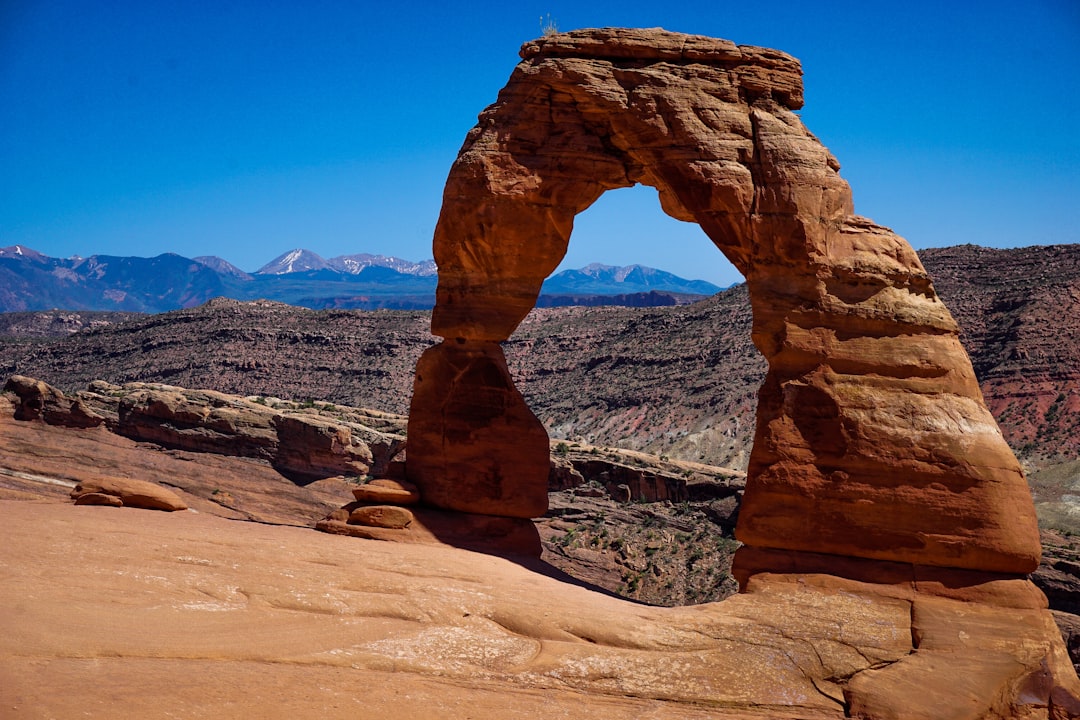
551, 184, 744, 291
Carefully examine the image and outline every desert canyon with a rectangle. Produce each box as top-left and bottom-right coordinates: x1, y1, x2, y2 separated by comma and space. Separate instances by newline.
2, 28, 1079, 719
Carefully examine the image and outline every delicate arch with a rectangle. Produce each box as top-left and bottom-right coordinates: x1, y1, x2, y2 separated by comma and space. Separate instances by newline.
406, 28, 1040, 575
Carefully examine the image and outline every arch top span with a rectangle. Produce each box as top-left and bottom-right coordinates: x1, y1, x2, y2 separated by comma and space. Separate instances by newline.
408, 28, 1041, 577
429, 27, 848, 342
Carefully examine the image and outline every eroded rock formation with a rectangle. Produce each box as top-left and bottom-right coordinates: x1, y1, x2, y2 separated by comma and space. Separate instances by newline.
407, 27, 1040, 576
70, 476, 187, 511
405, 27, 1079, 714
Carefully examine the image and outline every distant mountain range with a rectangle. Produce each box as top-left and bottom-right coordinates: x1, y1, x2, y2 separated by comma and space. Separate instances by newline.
253, 249, 438, 277
0, 246, 722, 313
4, 244, 1076, 480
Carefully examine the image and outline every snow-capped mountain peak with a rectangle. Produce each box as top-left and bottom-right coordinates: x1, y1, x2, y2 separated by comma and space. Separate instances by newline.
329, 253, 437, 277
0, 245, 49, 262
255, 249, 331, 275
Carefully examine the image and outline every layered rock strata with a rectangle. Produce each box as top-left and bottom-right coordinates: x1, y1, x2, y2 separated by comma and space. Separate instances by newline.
403, 27, 1077, 712
4, 378, 407, 482
407, 27, 1040, 575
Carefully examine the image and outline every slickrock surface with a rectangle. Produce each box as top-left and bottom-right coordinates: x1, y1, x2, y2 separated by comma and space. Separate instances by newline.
408, 27, 1040, 577
3, 498, 1078, 720
6, 377, 1080, 716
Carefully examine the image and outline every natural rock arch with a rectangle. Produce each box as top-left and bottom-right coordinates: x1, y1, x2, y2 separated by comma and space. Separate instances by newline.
407, 28, 1040, 577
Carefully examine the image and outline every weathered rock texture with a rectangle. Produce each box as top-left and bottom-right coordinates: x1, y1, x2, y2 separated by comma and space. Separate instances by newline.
70, 476, 187, 511
19, 379, 408, 482
407, 28, 1040, 578
408, 341, 549, 517
3, 374, 104, 428
4, 373, 1080, 714
3, 500, 1079, 720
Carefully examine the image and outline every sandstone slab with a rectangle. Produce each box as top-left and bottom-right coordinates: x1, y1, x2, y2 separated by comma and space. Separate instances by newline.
3, 499, 1077, 719
72, 491, 123, 507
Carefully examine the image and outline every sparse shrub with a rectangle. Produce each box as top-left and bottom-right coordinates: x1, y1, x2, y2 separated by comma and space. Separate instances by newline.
555, 441, 569, 456
540, 13, 558, 36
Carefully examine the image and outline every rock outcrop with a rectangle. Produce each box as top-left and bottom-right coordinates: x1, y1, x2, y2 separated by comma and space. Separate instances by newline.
407, 27, 1039, 575
5, 379, 409, 482
3, 374, 104, 428
402, 26, 1077, 712
4, 369, 1080, 714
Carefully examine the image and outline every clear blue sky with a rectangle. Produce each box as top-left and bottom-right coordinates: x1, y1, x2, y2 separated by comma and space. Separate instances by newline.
2, 1, 1078, 286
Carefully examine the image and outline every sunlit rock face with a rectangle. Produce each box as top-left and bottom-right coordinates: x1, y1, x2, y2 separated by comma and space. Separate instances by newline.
407, 27, 1040, 575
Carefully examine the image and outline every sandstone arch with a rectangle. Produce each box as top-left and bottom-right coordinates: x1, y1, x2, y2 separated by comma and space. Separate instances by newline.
407, 28, 1040, 577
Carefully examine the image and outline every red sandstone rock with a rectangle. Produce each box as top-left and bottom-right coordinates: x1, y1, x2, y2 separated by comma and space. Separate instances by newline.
73, 491, 123, 507
4, 375, 103, 428
352, 478, 420, 504
407, 341, 548, 518
70, 476, 187, 511
408, 27, 1040, 576
273, 413, 371, 478
108, 383, 401, 480
347, 505, 414, 529
5, 500, 1074, 718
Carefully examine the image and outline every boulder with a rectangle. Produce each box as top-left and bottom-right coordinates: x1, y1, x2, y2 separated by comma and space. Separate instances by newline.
351, 479, 420, 505
347, 505, 414, 529
70, 476, 187, 511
